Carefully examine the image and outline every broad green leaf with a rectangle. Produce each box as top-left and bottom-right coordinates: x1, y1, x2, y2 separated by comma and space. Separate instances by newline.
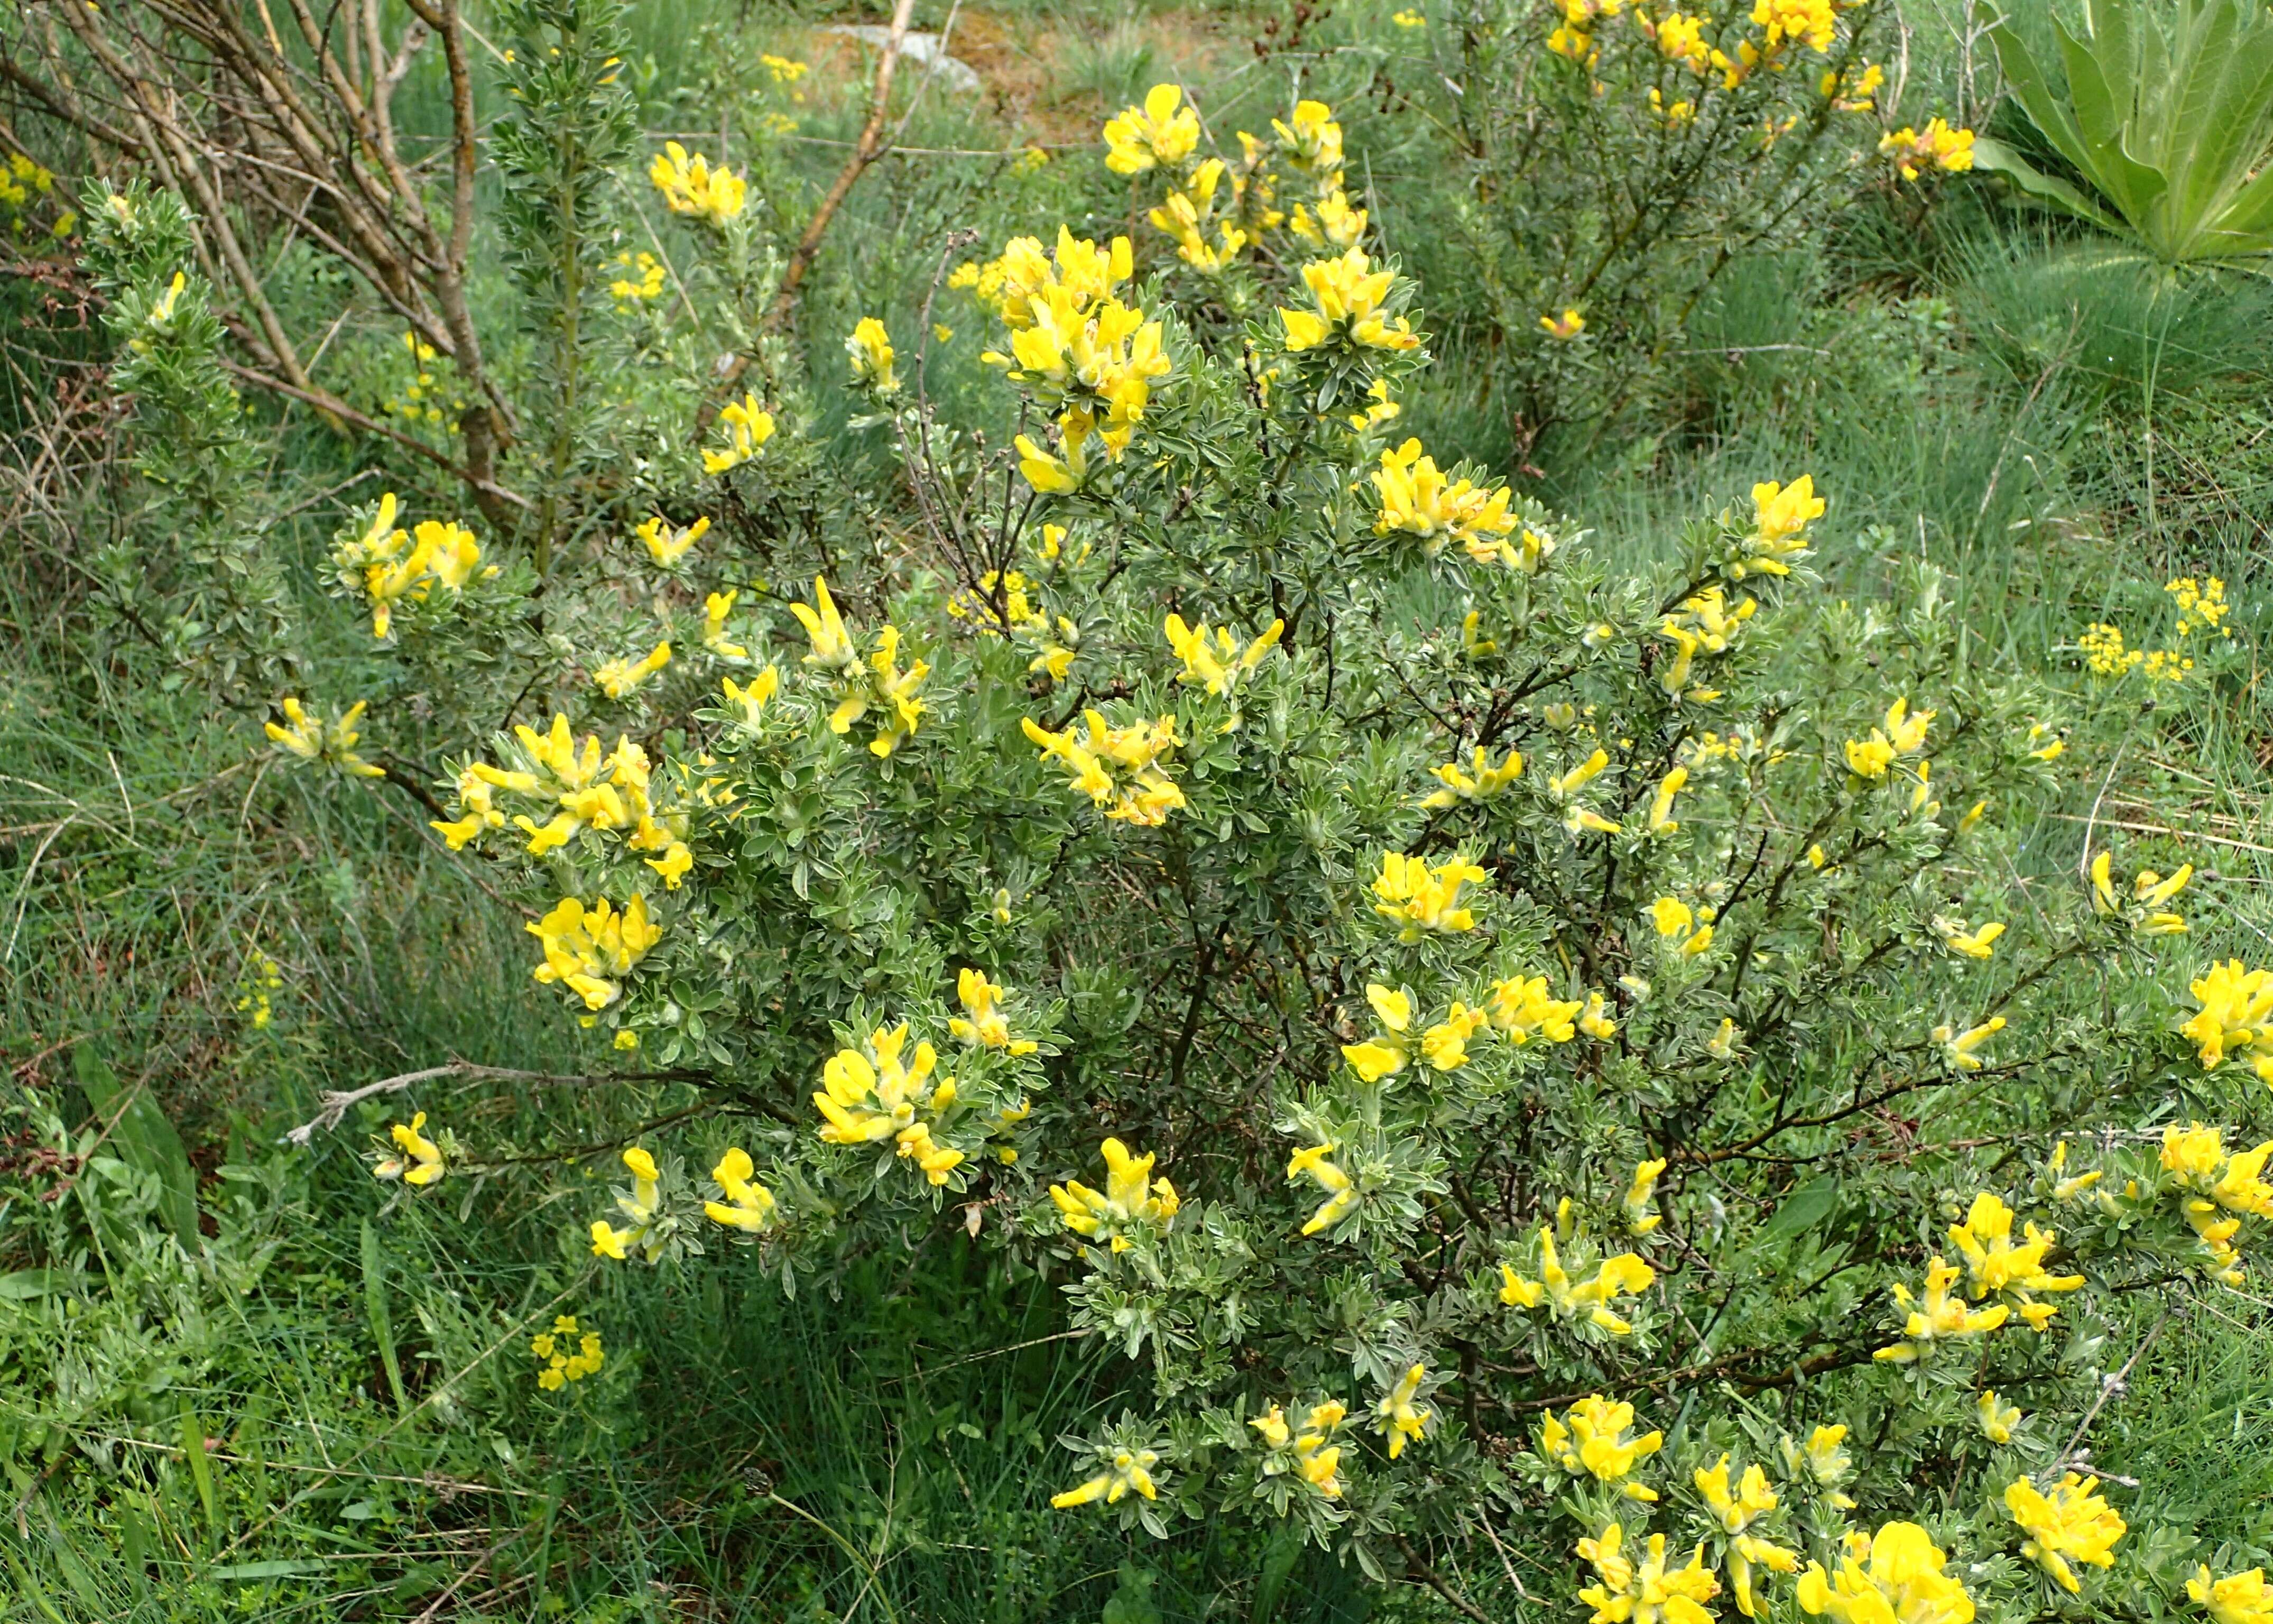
74, 1042, 200, 1248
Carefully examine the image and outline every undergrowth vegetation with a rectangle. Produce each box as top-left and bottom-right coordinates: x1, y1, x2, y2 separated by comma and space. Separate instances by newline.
2, 0, 2270, 1620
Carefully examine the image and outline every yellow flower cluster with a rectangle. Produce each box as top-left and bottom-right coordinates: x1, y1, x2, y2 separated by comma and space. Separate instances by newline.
1978, 1389, 2021, 1443
591, 1146, 663, 1261
812, 1024, 963, 1185
2005, 1473, 2125, 1592
1372, 851, 1489, 940
1541, 1394, 1663, 1497
704, 1147, 778, 1233
1050, 1443, 1162, 1507
948, 968, 1038, 1055
1498, 1226, 1656, 1333
266, 697, 386, 778
2160, 1123, 2273, 1285
2168, 575, 2232, 637
1049, 1137, 1180, 1250
531, 1315, 603, 1389
373, 1111, 446, 1185
1698, 1455, 1800, 1618
650, 141, 745, 224
845, 316, 898, 395
1373, 1363, 1431, 1459
1164, 613, 1283, 715
1946, 1192, 2081, 1327
1370, 439, 1529, 565
1251, 1398, 1349, 1498
1578, 1524, 1721, 1624
1796, 1521, 1974, 1624
1872, 1253, 2012, 1363
1341, 982, 1493, 1079
2191, 1565, 2273, 1624
236, 951, 283, 1029
2089, 850, 2191, 935
704, 392, 775, 474
1023, 709, 1186, 825
2182, 960, 2273, 1081
1421, 744, 1523, 807
1287, 1142, 1358, 1235
636, 512, 708, 568
1729, 475, 1822, 580
1844, 695, 1933, 781
1932, 1014, 2005, 1073
1650, 896, 1716, 957
791, 577, 930, 758
1103, 83, 1200, 176
595, 639, 672, 700
329, 492, 487, 639
606, 251, 666, 304
1658, 586, 1755, 700
1279, 246, 1419, 354
528, 894, 663, 1012
1879, 119, 1976, 181
436, 713, 694, 888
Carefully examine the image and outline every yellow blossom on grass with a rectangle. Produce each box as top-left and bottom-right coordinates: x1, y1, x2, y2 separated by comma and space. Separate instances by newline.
1796, 1521, 1974, 1624
1541, 1395, 1663, 1496
1103, 83, 1200, 174
1373, 1363, 1430, 1458
1499, 1226, 1655, 1333
2182, 961, 2273, 1075
704, 1147, 778, 1233
373, 1111, 446, 1185
650, 141, 745, 223
1879, 119, 1976, 181
1732, 475, 1823, 579
704, 590, 750, 660
1024, 710, 1186, 825
1421, 1002, 1487, 1071
1051, 1444, 1162, 1507
1371, 438, 1520, 561
2006, 1473, 2124, 1592
1487, 975, 1583, 1042
1541, 306, 1586, 339
531, 1315, 604, 1389
1874, 1256, 2009, 1362
2190, 1566, 2273, 1624
529, 894, 661, 1012
636, 513, 707, 568
813, 1024, 962, 1185
1164, 613, 1283, 711
1342, 983, 1416, 1081
590, 1146, 663, 1262
1948, 1192, 2082, 1327
1649, 897, 1715, 957
845, 317, 898, 394
948, 967, 1039, 1055
1371, 851, 1488, 940
703, 393, 775, 474
1937, 919, 2004, 959
267, 697, 386, 779
1625, 1158, 1666, 1234
1579, 990, 1619, 1040
1697, 1455, 1786, 1616
1050, 1137, 1180, 1250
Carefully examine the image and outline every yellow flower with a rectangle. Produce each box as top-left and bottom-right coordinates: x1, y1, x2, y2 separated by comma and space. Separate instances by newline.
1578, 1524, 1721, 1624
2189, 1566, 2273, 1624
594, 639, 671, 699
1164, 613, 1283, 712
1372, 1363, 1430, 1459
1873, 1255, 2009, 1362
1420, 745, 1524, 808
2006, 1473, 2124, 1592
2182, 960, 2273, 1072
590, 1147, 664, 1263
1657, 586, 1756, 697
528, 894, 662, 1012
1370, 438, 1520, 560
704, 1147, 779, 1233
1978, 1390, 2020, 1444
532, 1315, 604, 1387
1580, 990, 1619, 1040
812, 1024, 963, 1185
1023, 710, 1186, 825
845, 317, 899, 394
948, 967, 1039, 1055
1624, 1158, 1666, 1234
1646, 767, 1687, 834
1393, 6, 1425, 23
1752, 0, 1837, 51
2026, 721, 2064, 761
1287, 1142, 1357, 1236
1499, 1226, 1655, 1333
1879, 118, 1976, 182
1272, 98, 1345, 174
2160, 1123, 2273, 1219
1540, 1395, 1663, 1492
267, 697, 386, 779
1648, 897, 1715, 957
635, 513, 708, 568
1346, 376, 1401, 430
1731, 1535, 1802, 1619
1734, 475, 1823, 579
1103, 83, 1200, 175
1051, 1444, 1163, 1507
330, 495, 486, 639
1486, 975, 1582, 1043
650, 141, 745, 223
1371, 851, 1489, 940
703, 393, 774, 474
373, 1110, 446, 1185
1421, 1002, 1488, 1071
704, 589, 750, 660
1934, 1015, 2004, 1073
1049, 1137, 1180, 1250
1937, 919, 2005, 959
1795, 1521, 1973, 1624
1947, 1192, 2082, 1324
1277, 246, 1418, 353
1540, 307, 1585, 339
1341, 982, 1416, 1081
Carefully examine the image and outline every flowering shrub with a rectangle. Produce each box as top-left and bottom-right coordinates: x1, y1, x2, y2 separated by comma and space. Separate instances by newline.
97, 47, 2264, 1616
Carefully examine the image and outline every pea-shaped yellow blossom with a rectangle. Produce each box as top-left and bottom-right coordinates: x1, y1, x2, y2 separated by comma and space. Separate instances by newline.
330, 494, 487, 639
1487, 974, 1582, 1042
1657, 587, 1755, 699
1287, 188, 1365, 252
704, 1147, 778, 1233
1421, 745, 1523, 807
1150, 158, 1254, 272
1102, 83, 1199, 175
1287, 1142, 1357, 1235
844, 317, 898, 395
650, 141, 745, 224
1341, 982, 1416, 1081
1579, 990, 1619, 1040
2190, 1565, 2273, 1624
2160, 1124, 2273, 1219
1779, 1424, 1857, 1509
1726, 475, 1823, 580
1370, 439, 1519, 561
790, 580, 930, 757
1164, 612, 1283, 706
1696, 1455, 1795, 1616
1732, 1536, 1801, 1619
1540, 307, 1586, 340
948, 968, 1038, 1055
1873, 1256, 2009, 1362
1933, 1016, 2004, 1073
1023, 710, 1186, 825
1421, 1003, 1487, 1071
1541, 1396, 1663, 1496
528, 894, 662, 1012
1947, 1193, 2081, 1327
1499, 1226, 1655, 1333
1252, 1400, 1348, 1498
1645, 767, 1688, 833
1796, 1521, 1974, 1624
703, 392, 774, 474
1049, 1137, 1180, 1251
1936, 918, 2004, 959
1051, 1445, 1161, 1507
594, 639, 671, 700
1372, 1363, 1430, 1459
1371, 851, 1488, 940
1879, 119, 1976, 182
1278, 247, 1418, 353
1978, 1390, 2020, 1444
373, 1111, 446, 1185
704, 590, 751, 661
1578, 1524, 1721, 1624
590, 1146, 663, 1262
812, 1025, 964, 1185
2181, 961, 2273, 1077
530, 1315, 604, 1389
1272, 98, 1345, 174
267, 697, 386, 779
635, 513, 707, 569
1624, 1158, 1667, 1235
2006, 1473, 2124, 1592
1649, 897, 1716, 957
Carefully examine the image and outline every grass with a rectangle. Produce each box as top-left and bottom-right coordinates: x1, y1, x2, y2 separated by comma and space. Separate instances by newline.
4, 0, 2272, 1617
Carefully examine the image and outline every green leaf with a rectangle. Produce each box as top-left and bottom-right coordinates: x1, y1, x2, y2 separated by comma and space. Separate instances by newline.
0, 1269, 78, 1299
1970, 138, 2124, 232
362, 1221, 408, 1413
1757, 1175, 1838, 1244
75, 1042, 200, 1248
180, 1402, 218, 1529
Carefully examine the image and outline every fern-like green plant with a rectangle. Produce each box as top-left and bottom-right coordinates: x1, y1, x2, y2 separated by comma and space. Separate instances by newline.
1973, 0, 2273, 265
